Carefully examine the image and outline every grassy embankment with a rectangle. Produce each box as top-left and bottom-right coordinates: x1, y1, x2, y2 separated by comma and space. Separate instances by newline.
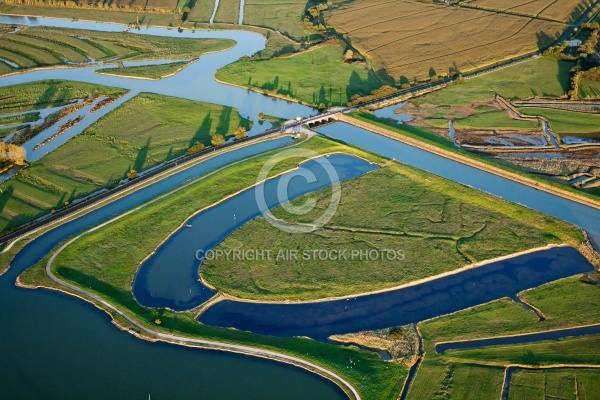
0, 84, 251, 233
520, 107, 600, 139
204, 160, 584, 301
95, 61, 189, 80
216, 43, 381, 107
17, 136, 407, 400
0, 24, 233, 75
406, 276, 600, 399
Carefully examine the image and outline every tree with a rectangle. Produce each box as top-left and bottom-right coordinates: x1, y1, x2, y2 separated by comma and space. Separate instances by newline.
234, 126, 247, 140
186, 142, 206, 155
343, 50, 355, 63
127, 169, 138, 180
211, 134, 225, 147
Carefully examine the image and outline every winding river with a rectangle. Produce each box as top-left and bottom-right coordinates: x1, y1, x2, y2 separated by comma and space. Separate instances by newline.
2, 13, 600, 399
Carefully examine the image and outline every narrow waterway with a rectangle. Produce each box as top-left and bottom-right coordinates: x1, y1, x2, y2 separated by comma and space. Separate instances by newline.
199, 246, 594, 339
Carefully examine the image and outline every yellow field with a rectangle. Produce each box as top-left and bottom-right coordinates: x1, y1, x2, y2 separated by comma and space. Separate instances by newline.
326, 0, 567, 82
462, 0, 591, 22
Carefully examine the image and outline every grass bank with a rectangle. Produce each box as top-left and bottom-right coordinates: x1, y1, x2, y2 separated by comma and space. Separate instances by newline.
18, 136, 407, 400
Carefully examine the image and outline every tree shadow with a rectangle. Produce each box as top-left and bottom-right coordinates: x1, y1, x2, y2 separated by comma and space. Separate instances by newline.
0, 185, 13, 214
189, 112, 212, 147
215, 107, 232, 136
133, 137, 151, 171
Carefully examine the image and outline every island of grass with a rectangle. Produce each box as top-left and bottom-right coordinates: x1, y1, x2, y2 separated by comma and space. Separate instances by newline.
0, 82, 251, 232
95, 61, 190, 80
215, 43, 382, 107
405, 275, 600, 399
16, 136, 407, 400
202, 157, 584, 301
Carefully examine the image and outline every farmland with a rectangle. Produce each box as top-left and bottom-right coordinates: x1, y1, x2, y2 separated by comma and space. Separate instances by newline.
216, 43, 382, 106
0, 87, 251, 232
0, 25, 233, 75
325, 0, 569, 82
202, 160, 583, 301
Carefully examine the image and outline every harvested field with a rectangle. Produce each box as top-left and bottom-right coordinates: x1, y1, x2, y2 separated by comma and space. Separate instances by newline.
326, 0, 566, 81
462, 0, 592, 22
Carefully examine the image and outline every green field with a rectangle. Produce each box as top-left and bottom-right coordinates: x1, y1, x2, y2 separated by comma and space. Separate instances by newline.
579, 78, 600, 98
509, 368, 600, 399
0, 24, 233, 75
18, 136, 408, 400
414, 58, 573, 109
0, 88, 251, 232
407, 362, 504, 400
216, 43, 381, 106
520, 107, 600, 138
96, 61, 189, 80
203, 159, 583, 301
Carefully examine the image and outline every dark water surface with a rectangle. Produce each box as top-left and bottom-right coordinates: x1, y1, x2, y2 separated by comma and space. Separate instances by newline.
199, 246, 594, 339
